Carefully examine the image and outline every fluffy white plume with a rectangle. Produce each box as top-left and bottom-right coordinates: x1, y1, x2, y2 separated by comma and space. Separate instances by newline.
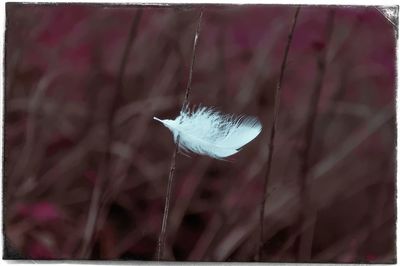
154, 106, 262, 159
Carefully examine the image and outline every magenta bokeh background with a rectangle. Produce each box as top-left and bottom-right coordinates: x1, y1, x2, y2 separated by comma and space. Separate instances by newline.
4, 4, 396, 262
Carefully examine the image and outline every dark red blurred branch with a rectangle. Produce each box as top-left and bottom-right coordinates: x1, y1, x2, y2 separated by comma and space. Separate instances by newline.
79, 9, 143, 258
156, 10, 203, 261
258, 6, 300, 261
297, 9, 335, 261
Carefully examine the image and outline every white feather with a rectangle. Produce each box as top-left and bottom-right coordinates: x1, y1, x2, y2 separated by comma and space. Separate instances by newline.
154, 106, 262, 159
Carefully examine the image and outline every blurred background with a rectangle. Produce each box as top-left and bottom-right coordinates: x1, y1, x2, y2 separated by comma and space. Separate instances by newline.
4, 3, 396, 262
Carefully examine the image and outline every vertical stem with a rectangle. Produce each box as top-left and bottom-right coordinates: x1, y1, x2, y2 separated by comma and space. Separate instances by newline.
258, 7, 300, 261
156, 138, 179, 260
80, 9, 142, 258
156, 10, 203, 261
297, 9, 335, 261
182, 11, 203, 111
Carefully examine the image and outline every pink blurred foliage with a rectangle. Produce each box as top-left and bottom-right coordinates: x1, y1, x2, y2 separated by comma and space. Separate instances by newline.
61, 43, 93, 70
16, 202, 63, 223
230, 6, 286, 50
36, 6, 91, 46
84, 169, 98, 185
27, 240, 55, 259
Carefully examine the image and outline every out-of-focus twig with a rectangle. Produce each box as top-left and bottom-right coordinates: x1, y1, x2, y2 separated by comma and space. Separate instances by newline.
273, 106, 394, 260
167, 158, 210, 245
296, 9, 335, 261
156, 10, 203, 261
103, 53, 181, 198
79, 9, 143, 258
310, 107, 394, 181
11, 70, 63, 184
236, 16, 287, 109
314, 207, 393, 261
92, 20, 183, 248
258, 6, 300, 261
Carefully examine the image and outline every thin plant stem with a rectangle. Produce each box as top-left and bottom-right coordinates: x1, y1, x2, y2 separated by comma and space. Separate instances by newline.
258, 6, 300, 261
156, 10, 203, 261
182, 11, 203, 111
297, 9, 335, 261
156, 137, 179, 260
79, 9, 142, 258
